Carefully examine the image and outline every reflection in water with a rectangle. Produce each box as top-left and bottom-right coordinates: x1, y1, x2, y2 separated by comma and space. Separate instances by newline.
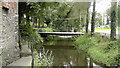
52, 49, 88, 66
35, 37, 102, 68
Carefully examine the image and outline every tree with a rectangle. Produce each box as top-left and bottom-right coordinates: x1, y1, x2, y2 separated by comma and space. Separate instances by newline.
19, 20, 43, 68
28, 2, 60, 27
18, 2, 29, 57
118, 2, 120, 30
110, 2, 117, 41
50, 3, 74, 31
86, 8, 89, 33
91, 1, 96, 36
95, 13, 103, 25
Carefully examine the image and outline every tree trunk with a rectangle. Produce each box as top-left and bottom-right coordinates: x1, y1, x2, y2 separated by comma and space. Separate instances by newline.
106, 16, 109, 25
91, 1, 96, 36
38, 19, 40, 28
31, 44, 34, 68
18, 35, 22, 58
34, 17, 37, 28
118, 2, 120, 39
110, 2, 117, 41
86, 8, 89, 33
118, 2, 120, 34
18, 8, 22, 58
26, 15, 30, 26
32, 16, 35, 27
79, 9, 81, 24
89, 58, 93, 68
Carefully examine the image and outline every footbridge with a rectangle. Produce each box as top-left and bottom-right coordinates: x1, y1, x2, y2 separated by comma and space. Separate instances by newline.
38, 32, 84, 35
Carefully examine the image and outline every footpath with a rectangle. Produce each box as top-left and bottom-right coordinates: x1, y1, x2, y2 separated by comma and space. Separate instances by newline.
8, 45, 32, 67
8, 56, 31, 66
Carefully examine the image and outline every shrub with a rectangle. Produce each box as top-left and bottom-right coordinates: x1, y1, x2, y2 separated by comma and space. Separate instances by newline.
75, 34, 95, 52
88, 43, 118, 66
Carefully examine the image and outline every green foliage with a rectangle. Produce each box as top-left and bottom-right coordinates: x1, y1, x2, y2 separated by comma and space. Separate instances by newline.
45, 35, 55, 41
38, 27, 54, 41
39, 27, 54, 41
19, 20, 43, 45
20, 2, 90, 32
41, 27, 53, 32
75, 34, 94, 51
75, 34, 119, 66
29, 30, 43, 44
95, 13, 103, 25
88, 41, 119, 66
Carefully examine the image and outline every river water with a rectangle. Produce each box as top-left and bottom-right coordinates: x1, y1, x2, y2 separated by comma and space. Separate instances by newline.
35, 36, 103, 68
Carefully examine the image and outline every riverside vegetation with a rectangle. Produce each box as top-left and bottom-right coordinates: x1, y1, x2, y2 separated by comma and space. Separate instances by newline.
75, 34, 119, 67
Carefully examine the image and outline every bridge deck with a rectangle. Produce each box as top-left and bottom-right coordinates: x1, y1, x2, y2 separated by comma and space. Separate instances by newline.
38, 32, 84, 35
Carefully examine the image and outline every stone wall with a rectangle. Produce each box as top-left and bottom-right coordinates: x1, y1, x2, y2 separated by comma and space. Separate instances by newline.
0, 3, 2, 67
0, 1, 19, 66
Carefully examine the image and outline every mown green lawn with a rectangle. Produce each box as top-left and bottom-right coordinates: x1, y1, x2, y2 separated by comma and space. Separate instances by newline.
95, 28, 111, 31
118, 27, 120, 31
95, 28, 120, 31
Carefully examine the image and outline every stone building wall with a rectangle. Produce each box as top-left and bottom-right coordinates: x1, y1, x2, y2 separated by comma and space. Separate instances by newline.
0, 3, 2, 67
0, 1, 19, 66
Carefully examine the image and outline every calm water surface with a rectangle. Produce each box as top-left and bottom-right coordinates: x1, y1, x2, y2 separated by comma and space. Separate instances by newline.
36, 37, 103, 67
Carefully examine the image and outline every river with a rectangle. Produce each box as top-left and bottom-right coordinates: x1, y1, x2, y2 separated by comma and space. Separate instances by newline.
35, 36, 103, 68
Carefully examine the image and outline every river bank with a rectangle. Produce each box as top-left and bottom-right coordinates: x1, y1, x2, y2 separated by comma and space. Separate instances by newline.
75, 34, 119, 67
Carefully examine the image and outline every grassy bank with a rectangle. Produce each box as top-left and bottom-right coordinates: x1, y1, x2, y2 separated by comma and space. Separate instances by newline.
75, 34, 119, 66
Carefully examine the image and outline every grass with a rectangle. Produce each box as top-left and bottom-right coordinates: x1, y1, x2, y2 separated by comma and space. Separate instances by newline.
75, 34, 119, 66
95, 28, 120, 31
118, 27, 120, 31
95, 28, 111, 31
